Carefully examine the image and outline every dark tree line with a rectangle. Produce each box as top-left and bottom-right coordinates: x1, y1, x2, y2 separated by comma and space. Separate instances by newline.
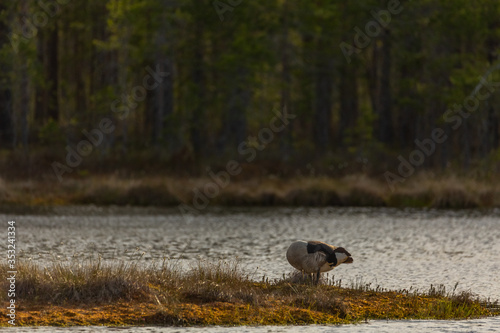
1, 0, 500, 174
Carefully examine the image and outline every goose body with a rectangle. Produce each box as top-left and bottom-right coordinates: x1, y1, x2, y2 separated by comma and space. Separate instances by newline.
286, 240, 353, 282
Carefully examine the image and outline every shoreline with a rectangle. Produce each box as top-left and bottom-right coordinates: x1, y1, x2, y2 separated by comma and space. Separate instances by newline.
1, 173, 499, 209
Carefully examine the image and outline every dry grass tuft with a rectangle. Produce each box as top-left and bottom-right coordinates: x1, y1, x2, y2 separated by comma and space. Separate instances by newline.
337, 175, 386, 206
14, 259, 153, 304
181, 260, 256, 304
431, 185, 479, 209
75, 177, 181, 206
343, 185, 386, 206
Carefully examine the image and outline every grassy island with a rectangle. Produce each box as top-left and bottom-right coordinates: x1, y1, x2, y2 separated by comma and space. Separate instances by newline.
1, 259, 498, 327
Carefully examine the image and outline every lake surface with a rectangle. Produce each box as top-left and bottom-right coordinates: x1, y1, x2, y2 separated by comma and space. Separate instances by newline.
5, 317, 500, 333
2, 206, 500, 332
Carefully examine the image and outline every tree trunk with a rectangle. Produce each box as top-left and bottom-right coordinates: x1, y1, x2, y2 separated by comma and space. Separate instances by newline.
462, 121, 470, 170
35, 24, 59, 123
190, 24, 205, 158
339, 64, 358, 146
117, 25, 130, 155
489, 104, 499, 151
12, 0, 30, 150
150, 8, 174, 148
368, 28, 393, 145
279, 0, 293, 160
0, 3, 13, 146
313, 59, 334, 152
313, 34, 334, 153
222, 68, 248, 151
13, 62, 30, 149
0, 89, 12, 146
440, 124, 451, 170
378, 28, 393, 144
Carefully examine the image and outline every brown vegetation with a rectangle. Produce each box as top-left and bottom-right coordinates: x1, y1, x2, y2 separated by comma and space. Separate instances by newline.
1, 172, 500, 209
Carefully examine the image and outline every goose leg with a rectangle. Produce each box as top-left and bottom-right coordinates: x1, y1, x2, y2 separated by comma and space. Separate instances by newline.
316, 268, 320, 285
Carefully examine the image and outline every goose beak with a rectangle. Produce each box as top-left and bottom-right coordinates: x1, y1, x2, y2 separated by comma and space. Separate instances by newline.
344, 257, 354, 264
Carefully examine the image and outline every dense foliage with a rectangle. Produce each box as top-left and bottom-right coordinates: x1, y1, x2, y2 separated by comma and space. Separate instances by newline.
1, 0, 500, 176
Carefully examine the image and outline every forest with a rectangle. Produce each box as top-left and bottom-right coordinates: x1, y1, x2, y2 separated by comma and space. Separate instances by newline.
1, 0, 500, 193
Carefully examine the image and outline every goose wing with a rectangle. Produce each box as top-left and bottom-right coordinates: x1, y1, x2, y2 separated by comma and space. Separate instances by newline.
306, 241, 335, 255
307, 241, 341, 266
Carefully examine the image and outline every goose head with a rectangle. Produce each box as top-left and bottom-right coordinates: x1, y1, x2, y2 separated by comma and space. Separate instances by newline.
333, 247, 353, 264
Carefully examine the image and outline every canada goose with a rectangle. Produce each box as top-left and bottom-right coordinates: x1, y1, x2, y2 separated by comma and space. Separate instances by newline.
286, 240, 353, 284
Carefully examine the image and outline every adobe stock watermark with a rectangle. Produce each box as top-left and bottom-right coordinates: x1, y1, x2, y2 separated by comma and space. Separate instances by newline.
384, 67, 500, 191
213, 0, 243, 21
9, 0, 72, 54
339, 0, 405, 64
51, 65, 169, 182
6, 220, 16, 326
178, 105, 296, 218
